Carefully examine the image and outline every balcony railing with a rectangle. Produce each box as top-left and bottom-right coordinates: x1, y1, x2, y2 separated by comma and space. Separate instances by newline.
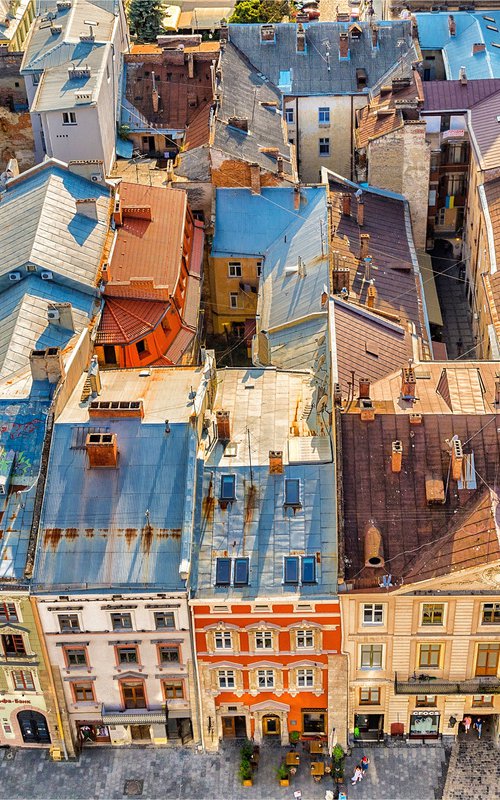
395, 673, 500, 695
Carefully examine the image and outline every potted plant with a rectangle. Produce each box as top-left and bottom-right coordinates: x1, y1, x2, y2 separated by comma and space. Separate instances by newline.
239, 758, 253, 787
277, 764, 290, 787
332, 744, 345, 784
289, 730, 300, 749
240, 740, 254, 761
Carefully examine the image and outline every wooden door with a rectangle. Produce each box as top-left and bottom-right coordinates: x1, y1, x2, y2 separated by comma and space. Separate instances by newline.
130, 725, 150, 741
222, 716, 236, 738
263, 715, 280, 735
123, 683, 146, 709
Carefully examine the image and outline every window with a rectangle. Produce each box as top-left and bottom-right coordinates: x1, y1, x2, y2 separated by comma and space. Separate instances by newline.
256, 261, 263, 277
215, 558, 231, 586
64, 648, 88, 667
448, 142, 465, 163
163, 680, 184, 699
359, 687, 380, 705
472, 694, 493, 707
447, 173, 466, 196
229, 293, 238, 309
319, 137, 330, 156
62, 111, 77, 125
72, 682, 95, 702
302, 710, 326, 733
421, 604, 444, 626
214, 631, 232, 650
136, 339, 147, 356
415, 695, 437, 707
476, 643, 500, 676
301, 556, 316, 584
122, 682, 146, 709
360, 644, 383, 669
220, 474, 236, 501
234, 558, 249, 586
296, 630, 314, 649
12, 670, 35, 691
32, 73, 41, 85
154, 611, 175, 629
284, 556, 299, 584
228, 262, 242, 278
482, 603, 500, 624
285, 107, 294, 124
0, 603, 18, 623
58, 614, 80, 633
117, 646, 139, 664
418, 644, 442, 668
436, 207, 446, 226
318, 107, 330, 124
284, 479, 300, 507
257, 669, 274, 688
363, 604, 384, 625
297, 668, 314, 688
255, 631, 273, 649
218, 669, 235, 689
111, 613, 132, 631
158, 645, 179, 663
1, 634, 26, 656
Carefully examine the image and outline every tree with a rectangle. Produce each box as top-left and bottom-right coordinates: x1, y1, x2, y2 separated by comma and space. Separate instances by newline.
128, 0, 164, 42
229, 0, 292, 24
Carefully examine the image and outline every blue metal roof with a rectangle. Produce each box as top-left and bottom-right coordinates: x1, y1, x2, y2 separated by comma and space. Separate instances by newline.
416, 12, 500, 79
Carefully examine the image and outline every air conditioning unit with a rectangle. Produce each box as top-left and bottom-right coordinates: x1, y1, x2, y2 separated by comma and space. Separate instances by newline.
47, 309, 60, 321
90, 174, 100, 182
41, 271, 53, 281
8, 272, 21, 282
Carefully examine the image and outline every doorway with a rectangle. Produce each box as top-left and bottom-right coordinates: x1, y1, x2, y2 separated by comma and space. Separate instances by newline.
354, 713, 384, 741
17, 710, 51, 744
130, 724, 151, 742
221, 715, 246, 739
262, 714, 281, 736
142, 136, 155, 154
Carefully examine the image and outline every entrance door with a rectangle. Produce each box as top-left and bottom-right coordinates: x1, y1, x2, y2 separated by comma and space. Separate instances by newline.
142, 136, 155, 153
262, 714, 281, 736
222, 716, 236, 738
17, 711, 51, 744
130, 724, 151, 741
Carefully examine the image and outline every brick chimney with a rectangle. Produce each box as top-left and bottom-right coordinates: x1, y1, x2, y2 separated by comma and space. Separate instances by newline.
459, 66, 467, 85
472, 42, 486, 55
113, 197, 122, 226
367, 280, 377, 309
339, 32, 349, 59
216, 410, 231, 441
364, 522, 384, 567
356, 195, 364, 226
495, 373, 500, 405
294, 185, 301, 210
448, 14, 456, 36
297, 22, 306, 53
359, 233, 370, 260
250, 163, 261, 195
358, 377, 371, 399
277, 155, 284, 176
269, 450, 284, 474
360, 398, 375, 421
187, 53, 194, 79
401, 365, 416, 400
342, 193, 351, 216
451, 437, 464, 481
228, 116, 248, 133
371, 25, 378, 48
86, 432, 118, 468
391, 440, 403, 473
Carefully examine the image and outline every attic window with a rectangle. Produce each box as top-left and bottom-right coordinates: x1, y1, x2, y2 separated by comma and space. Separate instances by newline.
215, 558, 231, 586
284, 556, 299, 584
220, 474, 236, 501
301, 556, 316, 584
234, 558, 249, 586
284, 479, 301, 507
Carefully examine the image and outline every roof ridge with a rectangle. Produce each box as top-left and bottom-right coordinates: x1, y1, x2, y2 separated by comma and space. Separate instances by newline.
106, 297, 160, 330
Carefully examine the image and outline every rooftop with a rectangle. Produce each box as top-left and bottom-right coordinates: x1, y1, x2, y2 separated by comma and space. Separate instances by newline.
95, 297, 167, 346
469, 89, 500, 171
422, 78, 500, 112
355, 72, 424, 150
415, 11, 500, 79
32, 364, 211, 592
31, 42, 111, 113
193, 367, 337, 600
0, 0, 33, 44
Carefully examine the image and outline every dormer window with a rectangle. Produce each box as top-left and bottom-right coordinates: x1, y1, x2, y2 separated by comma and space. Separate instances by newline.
284, 555, 317, 585
284, 556, 299, 584
301, 556, 316, 584
215, 558, 231, 586
284, 479, 301, 507
220, 474, 236, 502
234, 557, 249, 586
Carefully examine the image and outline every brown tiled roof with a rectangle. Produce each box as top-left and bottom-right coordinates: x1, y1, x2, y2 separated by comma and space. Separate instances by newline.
423, 79, 500, 112
333, 299, 413, 395
184, 100, 212, 151
96, 298, 167, 345
469, 89, 500, 170
355, 105, 402, 149
182, 275, 201, 330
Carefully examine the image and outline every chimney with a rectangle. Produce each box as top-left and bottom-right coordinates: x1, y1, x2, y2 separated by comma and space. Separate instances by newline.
495, 373, 500, 405
101, 262, 110, 283
219, 20, 228, 44
391, 440, 403, 473
296, 22, 306, 53
367, 280, 377, 309
342, 193, 351, 216
359, 233, 370, 260
187, 53, 194, 79
152, 88, 159, 113
425, 472, 446, 504
401, 365, 416, 400
76, 198, 98, 221
459, 66, 467, 85
260, 23, 275, 43
357, 195, 364, 226
473, 42, 486, 55
89, 400, 144, 419
29, 349, 48, 382
113, 197, 122, 226
294, 185, 301, 210
228, 116, 248, 133
269, 450, 284, 474
358, 377, 371, 399
364, 522, 384, 568
360, 398, 375, 421
277, 155, 284, 176
216, 410, 231, 442
250, 163, 261, 195
88, 355, 101, 396
448, 14, 456, 36
331, 267, 350, 294
45, 347, 65, 384
371, 25, 378, 48
339, 32, 349, 59
451, 437, 464, 481
86, 432, 118, 468
409, 413, 422, 425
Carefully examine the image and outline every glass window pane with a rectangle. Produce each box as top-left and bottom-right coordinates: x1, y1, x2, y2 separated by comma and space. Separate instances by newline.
220, 475, 236, 500
301, 556, 316, 584
284, 557, 299, 583
234, 558, 249, 586
215, 558, 231, 586
285, 479, 300, 505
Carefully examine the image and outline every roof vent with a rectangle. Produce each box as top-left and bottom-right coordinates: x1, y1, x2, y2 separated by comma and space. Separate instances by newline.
86, 432, 118, 468
269, 450, 284, 474
364, 523, 384, 568
89, 400, 144, 419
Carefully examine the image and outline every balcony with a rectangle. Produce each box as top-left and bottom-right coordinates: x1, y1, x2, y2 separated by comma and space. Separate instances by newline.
395, 673, 500, 695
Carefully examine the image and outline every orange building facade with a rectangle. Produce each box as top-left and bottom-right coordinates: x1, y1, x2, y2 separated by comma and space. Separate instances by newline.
95, 182, 203, 368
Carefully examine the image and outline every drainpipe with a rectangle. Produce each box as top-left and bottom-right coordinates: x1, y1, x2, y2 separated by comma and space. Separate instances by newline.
30, 596, 69, 761
295, 96, 300, 177
189, 600, 206, 751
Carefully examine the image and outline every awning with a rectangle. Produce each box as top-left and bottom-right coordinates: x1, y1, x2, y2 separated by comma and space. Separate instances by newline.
116, 137, 134, 160
102, 711, 166, 725
418, 253, 444, 328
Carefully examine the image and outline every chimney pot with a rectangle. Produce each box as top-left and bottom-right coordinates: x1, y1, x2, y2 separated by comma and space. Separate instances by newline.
451, 437, 464, 481
357, 196, 364, 226
358, 377, 371, 399
391, 440, 403, 473
364, 522, 384, 567
269, 450, 284, 474
401, 365, 416, 400
342, 193, 351, 216
448, 14, 456, 36
216, 410, 231, 442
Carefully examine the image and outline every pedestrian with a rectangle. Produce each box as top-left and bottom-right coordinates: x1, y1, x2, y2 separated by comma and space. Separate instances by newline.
463, 715, 472, 734
473, 718, 483, 739
360, 755, 370, 775
351, 765, 363, 785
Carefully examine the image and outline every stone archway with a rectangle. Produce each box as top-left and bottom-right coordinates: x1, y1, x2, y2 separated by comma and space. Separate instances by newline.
250, 700, 290, 746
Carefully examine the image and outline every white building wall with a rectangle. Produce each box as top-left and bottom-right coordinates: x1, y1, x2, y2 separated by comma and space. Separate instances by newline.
42, 106, 106, 167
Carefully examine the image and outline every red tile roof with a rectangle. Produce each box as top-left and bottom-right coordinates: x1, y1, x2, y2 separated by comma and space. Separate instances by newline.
189, 221, 204, 278
97, 298, 167, 345
184, 100, 213, 151
165, 327, 196, 363
423, 79, 500, 112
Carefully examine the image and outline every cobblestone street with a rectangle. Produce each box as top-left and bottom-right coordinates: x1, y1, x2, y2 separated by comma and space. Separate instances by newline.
0, 742, 451, 800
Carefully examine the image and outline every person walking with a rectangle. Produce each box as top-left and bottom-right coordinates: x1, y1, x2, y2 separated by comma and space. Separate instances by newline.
360, 755, 370, 775
351, 765, 363, 785
473, 718, 483, 739
463, 715, 472, 734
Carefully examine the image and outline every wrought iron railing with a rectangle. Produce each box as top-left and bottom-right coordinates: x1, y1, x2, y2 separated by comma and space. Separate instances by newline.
395, 672, 500, 695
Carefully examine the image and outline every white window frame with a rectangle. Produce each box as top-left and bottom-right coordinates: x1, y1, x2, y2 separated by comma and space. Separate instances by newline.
296, 629, 314, 649
360, 644, 383, 669
229, 293, 238, 309
319, 137, 330, 156
257, 669, 274, 688
218, 669, 235, 689
285, 107, 294, 124
362, 604, 384, 625
255, 631, 273, 650
57, 613, 81, 633
297, 668, 314, 688
318, 106, 330, 125
214, 631, 232, 650
228, 261, 242, 278
62, 111, 77, 125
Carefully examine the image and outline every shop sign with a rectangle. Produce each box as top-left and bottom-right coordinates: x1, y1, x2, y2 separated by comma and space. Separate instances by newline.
412, 710, 439, 716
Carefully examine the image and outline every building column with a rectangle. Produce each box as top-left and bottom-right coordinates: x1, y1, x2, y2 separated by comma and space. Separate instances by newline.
328, 654, 348, 748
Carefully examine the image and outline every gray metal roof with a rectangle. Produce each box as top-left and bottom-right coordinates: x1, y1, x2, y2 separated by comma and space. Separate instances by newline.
32, 42, 110, 112
32, 366, 208, 592
193, 368, 337, 600
227, 21, 417, 96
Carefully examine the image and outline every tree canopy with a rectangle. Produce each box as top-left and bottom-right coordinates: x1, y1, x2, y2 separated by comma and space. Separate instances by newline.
128, 0, 164, 42
229, 0, 292, 24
